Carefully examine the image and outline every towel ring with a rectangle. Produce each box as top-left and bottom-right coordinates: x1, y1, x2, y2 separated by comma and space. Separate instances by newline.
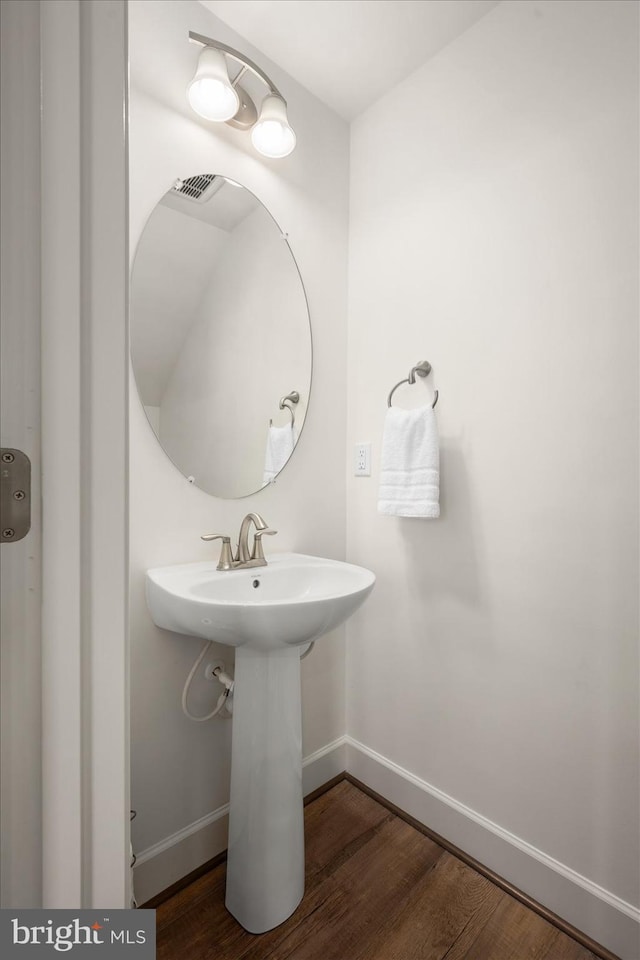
387, 361, 439, 409
270, 390, 299, 427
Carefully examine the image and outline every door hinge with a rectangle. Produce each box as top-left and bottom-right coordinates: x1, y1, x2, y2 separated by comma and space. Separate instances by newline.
1, 448, 31, 542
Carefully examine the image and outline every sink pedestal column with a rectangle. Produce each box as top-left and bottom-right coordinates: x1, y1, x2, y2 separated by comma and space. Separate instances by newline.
225, 645, 305, 933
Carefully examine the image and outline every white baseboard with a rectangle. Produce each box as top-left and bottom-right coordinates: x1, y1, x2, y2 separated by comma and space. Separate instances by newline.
302, 735, 347, 794
132, 736, 347, 905
345, 736, 640, 960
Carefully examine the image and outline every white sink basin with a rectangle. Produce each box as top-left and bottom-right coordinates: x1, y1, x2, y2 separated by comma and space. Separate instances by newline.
146, 551, 375, 935
146, 552, 375, 650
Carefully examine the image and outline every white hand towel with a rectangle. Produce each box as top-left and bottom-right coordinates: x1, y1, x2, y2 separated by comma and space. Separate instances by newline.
263, 423, 295, 486
378, 405, 440, 517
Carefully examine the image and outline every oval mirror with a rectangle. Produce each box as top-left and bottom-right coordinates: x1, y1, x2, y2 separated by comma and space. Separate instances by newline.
130, 174, 311, 498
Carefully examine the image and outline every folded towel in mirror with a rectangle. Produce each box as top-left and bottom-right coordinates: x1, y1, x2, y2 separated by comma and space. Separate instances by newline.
263, 423, 295, 486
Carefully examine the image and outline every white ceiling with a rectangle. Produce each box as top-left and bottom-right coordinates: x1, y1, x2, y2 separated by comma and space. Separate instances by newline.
199, 0, 500, 120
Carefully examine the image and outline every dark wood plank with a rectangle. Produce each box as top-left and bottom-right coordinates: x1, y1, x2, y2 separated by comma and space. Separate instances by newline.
303, 776, 392, 883
366, 851, 505, 960
539, 935, 601, 960
154, 861, 225, 933
157, 891, 247, 960
443, 894, 561, 960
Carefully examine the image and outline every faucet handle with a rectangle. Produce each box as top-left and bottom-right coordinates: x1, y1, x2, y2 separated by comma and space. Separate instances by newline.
251, 528, 277, 562
201, 534, 235, 571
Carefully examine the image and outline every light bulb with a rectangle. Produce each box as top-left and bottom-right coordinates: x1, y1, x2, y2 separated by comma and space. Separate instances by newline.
251, 94, 296, 159
187, 47, 239, 122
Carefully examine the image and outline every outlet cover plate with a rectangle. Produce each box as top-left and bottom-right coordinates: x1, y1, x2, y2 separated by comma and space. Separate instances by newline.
354, 442, 371, 477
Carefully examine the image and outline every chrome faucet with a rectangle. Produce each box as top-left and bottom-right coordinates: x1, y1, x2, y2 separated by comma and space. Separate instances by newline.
202, 512, 277, 570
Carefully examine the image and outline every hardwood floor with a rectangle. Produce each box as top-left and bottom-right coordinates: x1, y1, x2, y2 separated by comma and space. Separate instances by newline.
152, 780, 607, 960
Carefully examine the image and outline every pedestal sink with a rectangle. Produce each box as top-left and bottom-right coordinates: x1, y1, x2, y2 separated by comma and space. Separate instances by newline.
146, 553, 375, 933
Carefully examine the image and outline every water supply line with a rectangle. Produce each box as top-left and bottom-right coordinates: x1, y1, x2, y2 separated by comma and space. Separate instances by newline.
182, 638, 314, 721
182, 640, 234, 722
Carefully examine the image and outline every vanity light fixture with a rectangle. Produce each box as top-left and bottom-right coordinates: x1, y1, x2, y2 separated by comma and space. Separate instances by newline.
187, 31, 297, 159
187, 46, 240, 121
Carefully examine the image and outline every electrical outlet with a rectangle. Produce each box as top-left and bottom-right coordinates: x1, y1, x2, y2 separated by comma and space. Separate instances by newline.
354, 442, 371, 476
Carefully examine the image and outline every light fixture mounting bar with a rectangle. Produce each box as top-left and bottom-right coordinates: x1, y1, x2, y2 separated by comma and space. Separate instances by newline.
188, 31, 285, 103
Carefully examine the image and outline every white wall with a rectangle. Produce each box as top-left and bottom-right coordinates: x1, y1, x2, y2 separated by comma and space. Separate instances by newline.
347, 0, 639, 954
129, 0, 349, 901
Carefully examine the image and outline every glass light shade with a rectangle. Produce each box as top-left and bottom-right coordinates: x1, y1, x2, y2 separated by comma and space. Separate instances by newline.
187, 47, 239, 122
251, 94, 296, 159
